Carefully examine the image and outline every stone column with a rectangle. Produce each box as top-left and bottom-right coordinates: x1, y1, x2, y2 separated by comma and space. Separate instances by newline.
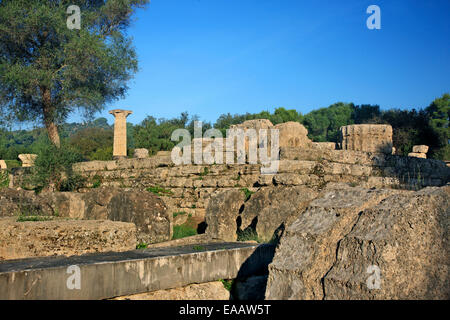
18, 154, 37, 167
340, 124, 393, 154
109, 109, 132, 159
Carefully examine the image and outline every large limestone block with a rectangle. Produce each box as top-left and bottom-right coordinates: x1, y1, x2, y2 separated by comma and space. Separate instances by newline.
133, 148, 149, 158
229, 119, 275, 155
0, 160, 6, 169
205, 189, 246, 241
230, 119, 274, 131
340, 124, 393, 154
107, 190, 171, 244
18, 154, 37, 167
0, 188, 172, 244
413, 145, 429, 154
408, 152, 427, 159
265, 186, 399, 300
240, 186, 318, 242
323, 186, 449, 299
311, 142, 336, 150
0, 218, 136, 260
265, 185, 450, 300
274, 122, 312, 149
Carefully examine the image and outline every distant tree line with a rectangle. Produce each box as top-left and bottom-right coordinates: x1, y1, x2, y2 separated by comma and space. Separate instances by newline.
0, 93, 448, 162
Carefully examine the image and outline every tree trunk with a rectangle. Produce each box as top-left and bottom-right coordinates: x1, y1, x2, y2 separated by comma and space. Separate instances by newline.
41, 87, 61, 148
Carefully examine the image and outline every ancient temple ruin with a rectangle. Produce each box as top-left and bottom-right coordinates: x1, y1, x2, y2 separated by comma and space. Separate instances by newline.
109, 109, 132, 159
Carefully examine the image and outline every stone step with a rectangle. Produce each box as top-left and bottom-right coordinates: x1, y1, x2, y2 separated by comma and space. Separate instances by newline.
0, 242, 275, 300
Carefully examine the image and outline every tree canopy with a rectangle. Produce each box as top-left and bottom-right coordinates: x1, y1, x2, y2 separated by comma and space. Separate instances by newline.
0, 0, 149, 147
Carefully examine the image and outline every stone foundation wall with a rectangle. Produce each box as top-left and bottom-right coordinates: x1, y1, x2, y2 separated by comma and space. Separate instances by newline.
61, 147, 450, 219
6, 145, 449, 220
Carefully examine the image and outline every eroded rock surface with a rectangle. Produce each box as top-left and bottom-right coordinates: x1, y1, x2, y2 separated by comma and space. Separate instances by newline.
205, 189, 246, 241
265, 185, 450, 300
0, 187, 171, 244
0, 218, 136, 260
240, 186, 318, 242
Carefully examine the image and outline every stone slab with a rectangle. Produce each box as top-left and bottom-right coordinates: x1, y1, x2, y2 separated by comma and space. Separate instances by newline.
0, 242, 275, 300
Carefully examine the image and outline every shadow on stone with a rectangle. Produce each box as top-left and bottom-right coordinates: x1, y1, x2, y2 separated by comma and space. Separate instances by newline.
230, 243, 276, 300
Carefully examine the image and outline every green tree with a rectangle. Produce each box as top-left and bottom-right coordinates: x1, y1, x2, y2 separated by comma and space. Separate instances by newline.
0, 0, 149, 147
303, 102, 354, 142
68, 127, 113, 160
426, 93, 450, 159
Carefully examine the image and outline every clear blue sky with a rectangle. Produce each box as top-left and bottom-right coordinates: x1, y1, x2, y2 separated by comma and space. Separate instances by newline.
90, 0, 450, 126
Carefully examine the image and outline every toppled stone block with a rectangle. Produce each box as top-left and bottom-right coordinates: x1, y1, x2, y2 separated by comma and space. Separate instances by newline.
230, 119, 274, 131
408, 152, 427, 159
205, 189, 246, 241
240, 186, 318, 242
311, 142, 336, 150
265, 185, 450, 300
412, 145, 429, 154
133, 148, 149, 158
0, 218, 136, 260
0, 160, 6, 169
0, 187, 172, 244
265, 186, 400, 300
340, 124, 393, 154
18, 154, 37, 167
274, 122, 312, 149
323, 186, 450, 299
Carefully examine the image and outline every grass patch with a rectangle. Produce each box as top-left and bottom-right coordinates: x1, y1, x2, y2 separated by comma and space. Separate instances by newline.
173, 224, 197, 239
16, 215, 54, 222
219, 279, 234, 291
147, 185, 173, 196
240, 188, 254, 201
4, 160, 21, 168
199, 167, 209, 177
173, 211, 187, 218
193, 245, 206, 252
136, 242, 148, 249
237, 228, 260, 242
91, 175, 102, 188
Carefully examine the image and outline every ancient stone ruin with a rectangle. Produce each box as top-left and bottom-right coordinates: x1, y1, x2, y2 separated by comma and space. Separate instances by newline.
109, 109, 132, 159
340, 124, 393, 154
1, 117, 449, 300
409, 145, 429, 159
134, 148, 149, 159
18, 154, 37, 167
0, 160, 6, 169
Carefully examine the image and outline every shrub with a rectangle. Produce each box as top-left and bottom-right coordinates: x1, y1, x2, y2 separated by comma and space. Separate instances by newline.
147, 186, 173, 196
0, 170, 9, 189
172, 224, 197, 239
30, 143, 85, 192
240, 188, 254, 201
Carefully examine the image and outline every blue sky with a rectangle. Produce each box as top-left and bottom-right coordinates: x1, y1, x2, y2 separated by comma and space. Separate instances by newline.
86, 0, 450, 125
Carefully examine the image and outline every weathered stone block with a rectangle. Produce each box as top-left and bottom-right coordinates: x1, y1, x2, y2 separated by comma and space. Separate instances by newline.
340, 124, 393, 154
133, 148, 149, 158
205, 189, 246, 241
18, 154, 37, 167
408, 152, 427, 159
413, 145, 429, 154
265, 186, 399, 300
0, 218, 136, 260
273, 121, 312, 148
240, 186, 318, 242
